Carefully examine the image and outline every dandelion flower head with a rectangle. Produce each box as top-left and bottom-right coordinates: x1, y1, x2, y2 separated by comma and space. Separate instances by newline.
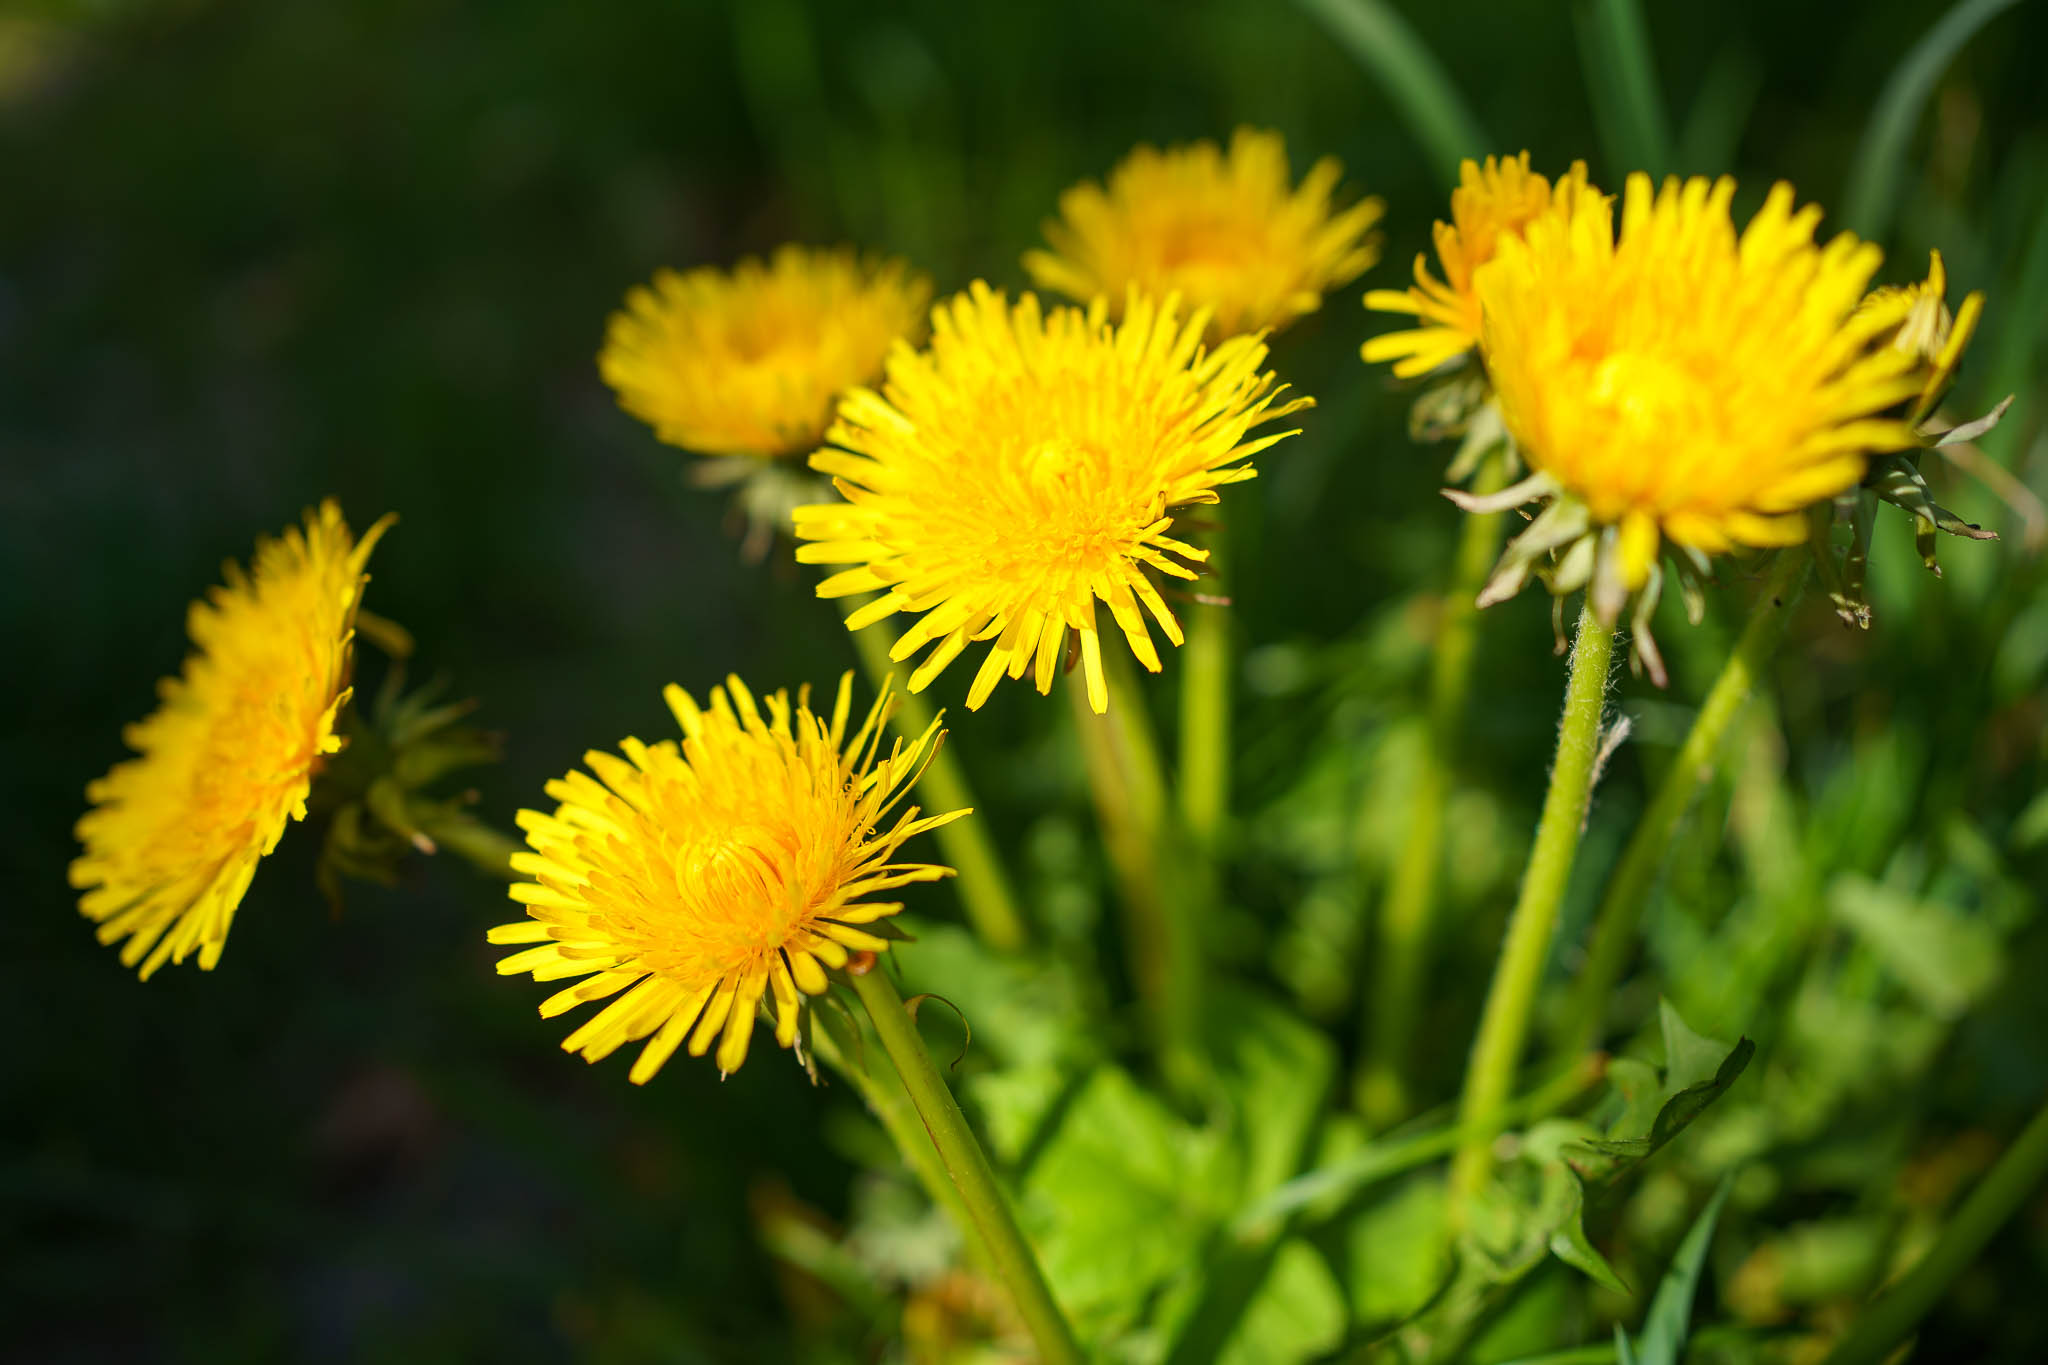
70, 501, 391, 978
1024, 127, 1383, 340
1363, 152, 1601, 378
600, 246, 932, 460
793, 284, 1309, 714
1474, 173, 1921, 612
488, 675, 963, 1080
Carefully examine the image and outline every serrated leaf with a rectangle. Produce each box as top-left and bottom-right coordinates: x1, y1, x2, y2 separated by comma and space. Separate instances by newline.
1548, 1172, 1630, 1296
1660, 998, 1731, 1094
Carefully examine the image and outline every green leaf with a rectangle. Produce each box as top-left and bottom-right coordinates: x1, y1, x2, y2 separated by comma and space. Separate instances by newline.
1629, 1175, 1733, 1365
1020, 1065, 1235, 1333
1548, 1171, 1631, 1297
1341, 1173, 1452, 1327
1658, 998, 1730, 1095
1214, 1240, 1348, 1365
1206, 985, 1337, 1201
1827, 874, 2005, 1016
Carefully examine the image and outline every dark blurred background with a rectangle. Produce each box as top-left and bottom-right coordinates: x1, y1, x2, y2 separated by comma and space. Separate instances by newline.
5, 0, 2046, 1360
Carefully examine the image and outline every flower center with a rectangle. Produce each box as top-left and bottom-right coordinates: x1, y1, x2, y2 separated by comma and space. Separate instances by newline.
1023, 435, 1104, 496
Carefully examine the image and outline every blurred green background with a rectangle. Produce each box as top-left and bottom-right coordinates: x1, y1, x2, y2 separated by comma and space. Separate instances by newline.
5, 0, 2047, 1360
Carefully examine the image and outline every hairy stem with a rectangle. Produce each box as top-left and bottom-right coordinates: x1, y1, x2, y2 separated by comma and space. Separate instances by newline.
1449, 603, 1617, 1217
1556, 550, 1809, 1058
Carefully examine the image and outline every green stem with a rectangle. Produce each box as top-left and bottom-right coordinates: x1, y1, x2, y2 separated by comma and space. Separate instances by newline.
1358, 448, 1512, 1124
849, 965, 1085, 1365
418, 811, 527, 881
1291, 0, 1491, 187
1449, 602, 1617, 1218
808, 1008, 992, 1274
1179, 520, 1232, 849
845, 612, 1028, 954
1820, 1095, 2048, 1365
1069, 651, 1204, 1094
1556, 550, 1810, 1058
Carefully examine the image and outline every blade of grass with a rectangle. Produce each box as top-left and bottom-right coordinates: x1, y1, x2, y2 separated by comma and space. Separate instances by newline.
1820, 1095, 2048, 1365
1630, 1176, 1735, 1365
1291, 0, 1489, 186
1841, 0, 2022, 240
1574, 0, 1674, 179
1674, 45, 1762, 175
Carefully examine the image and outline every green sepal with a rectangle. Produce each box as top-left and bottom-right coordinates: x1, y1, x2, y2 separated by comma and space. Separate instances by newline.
1865, 451, 1998, 578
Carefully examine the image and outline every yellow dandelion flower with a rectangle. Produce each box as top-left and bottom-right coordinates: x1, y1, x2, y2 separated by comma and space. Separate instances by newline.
599, 245, 932, 460
1859, 249, 1986, 427
1468, 173, 1922, 622
487, 674, 964, 1081
70, 501, 392, 978
1363, 153, 1602, 378
792, 284, 1309, 714
1023, 127, 1383, 340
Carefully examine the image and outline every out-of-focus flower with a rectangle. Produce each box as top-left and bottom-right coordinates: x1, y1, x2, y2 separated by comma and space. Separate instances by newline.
488, 675, 962, 1080
1363, 153, 1602, 379
794, 284, 1307, 713
71, 502, 391, 977
600, 246, 931, 461
1024, 127, 1382, 341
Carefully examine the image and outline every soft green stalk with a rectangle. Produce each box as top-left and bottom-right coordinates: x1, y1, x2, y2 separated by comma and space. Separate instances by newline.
845, 616, 1028, 954
808, 1008, 991, 1274
1179, 528, 1233, 848
1840, 0, 2021, 240
849, 966, 1084, 1365
1291, 0, 1490, 186
1449, 604, 1617, 1217
1556, 550, 1810, 1057
1820, 1095, 2048, 1365
1574, 0, 1674, 178
1069, 651, 1204, 1093
418, 811, 528, 881
1358, 448, 1513, 1124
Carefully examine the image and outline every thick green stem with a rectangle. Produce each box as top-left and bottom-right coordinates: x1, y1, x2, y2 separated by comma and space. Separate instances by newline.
1179, 521, 1232, 848
1069, 651, 1204, 1093
1358, 449, 1512, 1124
1557, 550, 1810, 1058
849, 965, 1084, 1365
845, 615, 1028, 954
1821, 1095, 2048, 1365
1449, 603, 1617, 1217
